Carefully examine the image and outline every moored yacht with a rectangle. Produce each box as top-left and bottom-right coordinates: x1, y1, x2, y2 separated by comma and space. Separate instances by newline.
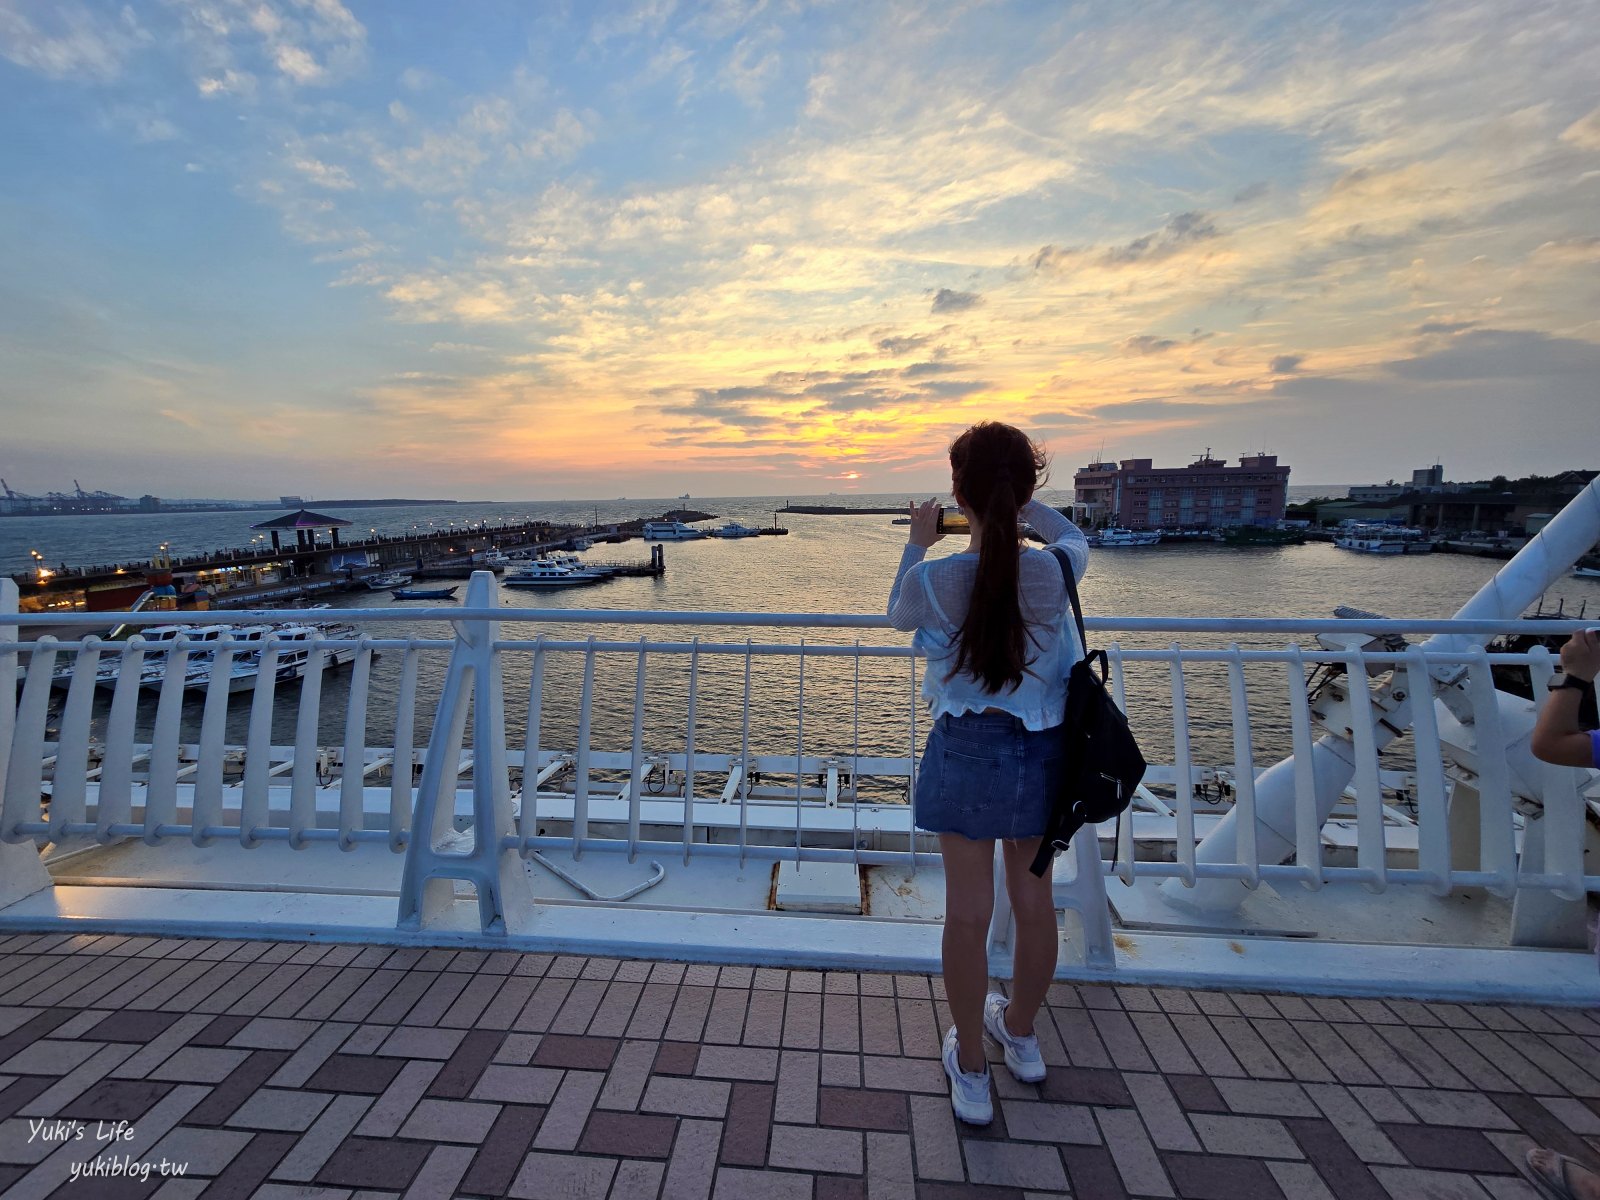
642, 520, 705, 541
51, 622, 238, 689
1091, 526, 1163, 547
709, 521, 761, 539
502, 559, 606, 589
545, 552, 616, 579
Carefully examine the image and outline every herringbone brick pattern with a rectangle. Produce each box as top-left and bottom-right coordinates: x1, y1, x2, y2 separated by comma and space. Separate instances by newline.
0, 933, 1595, 1197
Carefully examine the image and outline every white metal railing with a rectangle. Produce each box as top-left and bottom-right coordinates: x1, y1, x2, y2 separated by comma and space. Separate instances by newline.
4, 569, 1598, 944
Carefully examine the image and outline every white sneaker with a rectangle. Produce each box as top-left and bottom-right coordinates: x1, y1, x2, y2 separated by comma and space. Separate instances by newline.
983, 992, 1046, 1083
941, 1026, 993, 1125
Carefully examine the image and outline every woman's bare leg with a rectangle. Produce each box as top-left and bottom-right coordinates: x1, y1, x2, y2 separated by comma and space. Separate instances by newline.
1000, 837, 1058, 1036
939, 833, 995, 1073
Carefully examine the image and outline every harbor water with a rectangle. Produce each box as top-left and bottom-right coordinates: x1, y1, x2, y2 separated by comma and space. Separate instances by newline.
9, 490, 1598, 802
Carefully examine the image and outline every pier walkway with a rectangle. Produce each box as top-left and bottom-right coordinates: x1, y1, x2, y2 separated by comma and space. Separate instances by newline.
0, 933, 1591, 1199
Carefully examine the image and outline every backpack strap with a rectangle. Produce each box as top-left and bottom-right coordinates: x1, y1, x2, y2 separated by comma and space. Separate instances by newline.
1046, 545, 1088, 660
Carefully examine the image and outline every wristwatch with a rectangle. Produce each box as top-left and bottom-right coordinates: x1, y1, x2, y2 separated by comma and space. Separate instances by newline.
1548, 674, 1596, 692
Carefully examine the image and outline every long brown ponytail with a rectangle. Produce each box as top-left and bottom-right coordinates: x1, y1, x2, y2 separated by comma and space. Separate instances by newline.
948, 422, 1049, 693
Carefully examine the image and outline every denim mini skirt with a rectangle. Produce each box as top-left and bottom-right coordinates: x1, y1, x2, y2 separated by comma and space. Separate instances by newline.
912, 711, 1065, 841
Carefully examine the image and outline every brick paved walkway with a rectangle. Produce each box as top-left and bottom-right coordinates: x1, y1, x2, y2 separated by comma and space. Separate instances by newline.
0, 934, 1595, 1198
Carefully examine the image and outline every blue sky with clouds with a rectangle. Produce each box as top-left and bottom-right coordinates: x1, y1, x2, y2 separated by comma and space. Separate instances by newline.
1, 0, 1596, 501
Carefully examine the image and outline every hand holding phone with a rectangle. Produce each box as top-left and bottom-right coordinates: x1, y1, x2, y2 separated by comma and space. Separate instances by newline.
1560, 628, 1600, 683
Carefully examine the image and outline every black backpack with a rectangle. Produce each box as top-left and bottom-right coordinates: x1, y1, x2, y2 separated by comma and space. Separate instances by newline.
1029, 546, 1148, 877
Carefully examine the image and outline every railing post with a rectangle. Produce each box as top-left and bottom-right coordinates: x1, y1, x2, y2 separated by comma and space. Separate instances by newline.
397, 571, 533, 934
0, 580, 52, 908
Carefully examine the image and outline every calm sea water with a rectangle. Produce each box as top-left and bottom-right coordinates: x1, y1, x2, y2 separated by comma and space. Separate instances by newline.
1, 486, 1346, 578
13, 489, 1598, 794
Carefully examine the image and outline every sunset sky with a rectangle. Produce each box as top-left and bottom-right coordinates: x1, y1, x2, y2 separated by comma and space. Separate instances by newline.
1, 1, 1596, 501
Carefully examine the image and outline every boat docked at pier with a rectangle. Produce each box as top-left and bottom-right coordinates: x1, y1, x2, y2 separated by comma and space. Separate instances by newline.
135, 621, 361, 693
49, 618, 360, 694
1334, 522, 1434, 554
1089, 526, 1162, 547
502, 559, 606, 589
50, 621, 237, 690
364, 572, 412, 590
544, 551, 616, 578
709, 522, 761, 539
642, 520, 706, 540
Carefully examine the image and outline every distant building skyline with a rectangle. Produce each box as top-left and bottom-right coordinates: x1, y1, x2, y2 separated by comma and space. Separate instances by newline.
1074, 454, 1292, 530
2, 2, 1597, 500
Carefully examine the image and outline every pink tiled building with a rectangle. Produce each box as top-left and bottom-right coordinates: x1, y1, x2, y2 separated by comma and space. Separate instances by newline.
1073, 453, 1291, 530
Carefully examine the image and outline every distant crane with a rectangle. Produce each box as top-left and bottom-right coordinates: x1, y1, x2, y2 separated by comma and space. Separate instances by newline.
0, 479, 40, 501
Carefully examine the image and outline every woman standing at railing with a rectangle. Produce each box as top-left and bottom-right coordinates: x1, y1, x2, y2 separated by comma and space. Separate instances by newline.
888, 421, 1089, 1126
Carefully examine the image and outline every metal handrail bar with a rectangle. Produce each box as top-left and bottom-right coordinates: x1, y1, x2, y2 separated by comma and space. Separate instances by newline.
9, 636, 1574, 669
5, 608, 1599, 636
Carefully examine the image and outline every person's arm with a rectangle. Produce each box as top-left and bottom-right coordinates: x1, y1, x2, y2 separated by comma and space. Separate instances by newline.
1023, 498, 1089, 582
887, 499, 942, 631
1530, 630, 1600, 767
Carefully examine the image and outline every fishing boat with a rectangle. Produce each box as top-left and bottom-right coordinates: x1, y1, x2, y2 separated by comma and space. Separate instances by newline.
1334, 522, 1433, 554
642, 520, 705, 541
709, 522, 761, 539
364, 572, 411, 590
502, 560, 606, 589
391, 585, 458, 600
1091, 526, 1162, 547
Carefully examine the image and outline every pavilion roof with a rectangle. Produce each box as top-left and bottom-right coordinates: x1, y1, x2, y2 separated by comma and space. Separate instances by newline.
249, 508, 354, 530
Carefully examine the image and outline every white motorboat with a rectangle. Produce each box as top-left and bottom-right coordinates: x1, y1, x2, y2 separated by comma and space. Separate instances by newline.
137, 621, 360, 693
1335, 534, 1405, 554
1334, 523, 1432, 555
503, 560, 607, 589
709, 522, 761, 539
643, 520, 706, 541
545, 552, 616, 579
51, 623, 240, 690
1092, 527, 1163, 547
364, 572, 412, 590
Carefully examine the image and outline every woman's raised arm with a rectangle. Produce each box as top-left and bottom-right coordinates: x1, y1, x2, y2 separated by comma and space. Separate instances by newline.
1023, 499, 1088, 582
